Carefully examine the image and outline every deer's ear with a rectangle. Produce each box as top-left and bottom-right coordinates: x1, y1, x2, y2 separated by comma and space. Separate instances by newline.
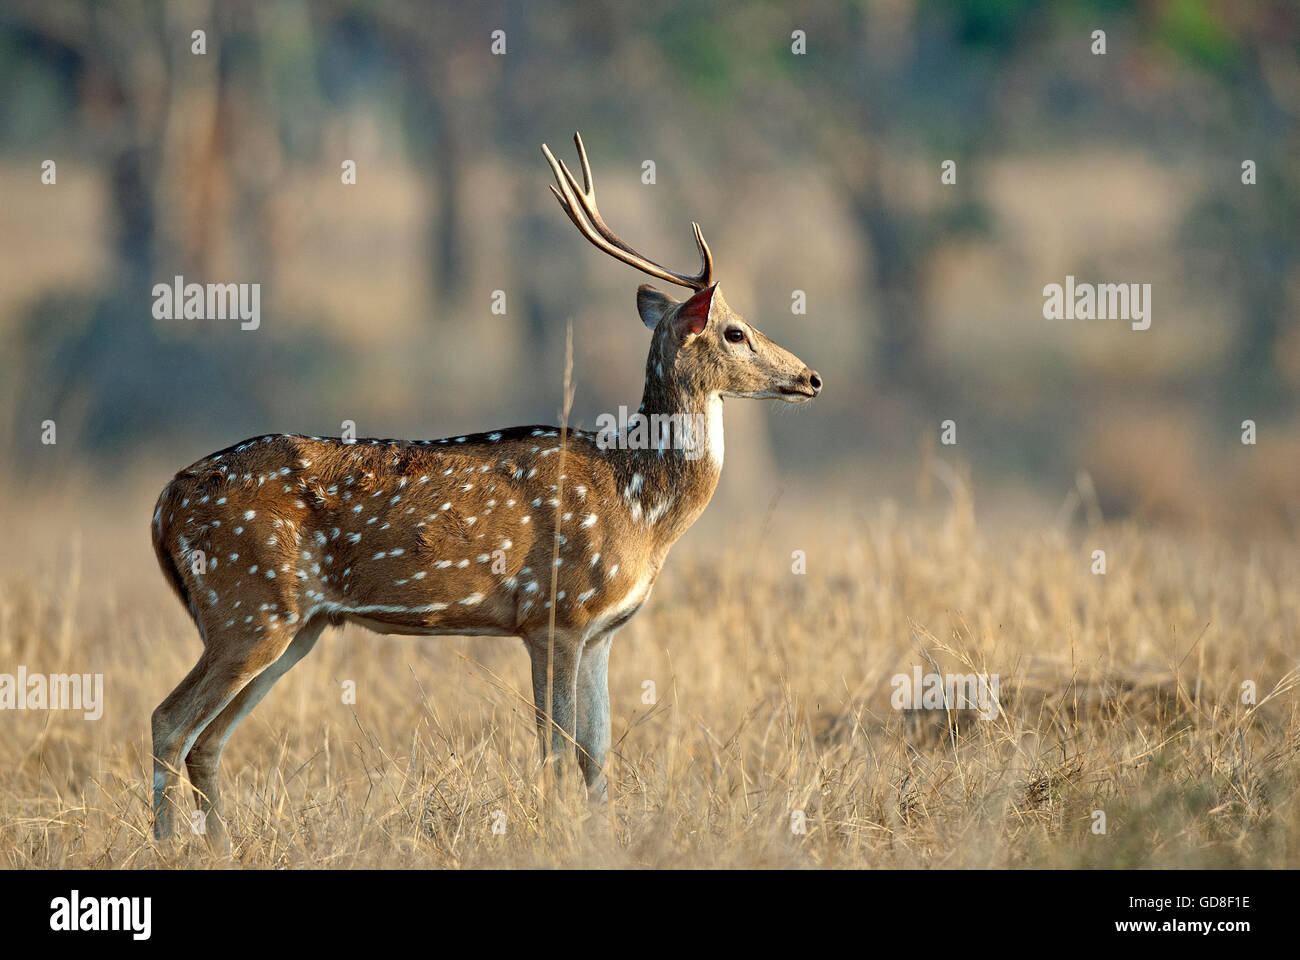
671, 283, 717, 338
636, 284, 678, 330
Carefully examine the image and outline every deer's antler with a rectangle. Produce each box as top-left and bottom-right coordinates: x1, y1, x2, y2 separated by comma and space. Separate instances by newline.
542, 132, 714, 291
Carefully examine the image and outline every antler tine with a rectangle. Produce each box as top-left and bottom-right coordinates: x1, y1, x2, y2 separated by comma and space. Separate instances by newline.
541, 133, 715, 291
543, 143, 650, 275
565, 133, 714, 287
542, 143, 627, 257
573, 131, 595, 199
563, 133, 634, 256
546, 181, 590, 235
691, 221, 714, 287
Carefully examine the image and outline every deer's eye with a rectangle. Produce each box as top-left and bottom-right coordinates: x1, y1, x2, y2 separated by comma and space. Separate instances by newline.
724, 328, 745, 344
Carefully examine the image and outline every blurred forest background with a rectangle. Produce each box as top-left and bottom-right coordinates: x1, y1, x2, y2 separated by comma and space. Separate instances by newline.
1, 0, 1297, 536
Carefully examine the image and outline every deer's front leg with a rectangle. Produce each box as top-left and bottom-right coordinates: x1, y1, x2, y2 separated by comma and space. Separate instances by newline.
575, 631, 613, 802
526, 632, 580, 769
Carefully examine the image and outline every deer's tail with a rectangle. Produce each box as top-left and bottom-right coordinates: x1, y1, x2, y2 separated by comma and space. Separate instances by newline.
151, 478, 195, 622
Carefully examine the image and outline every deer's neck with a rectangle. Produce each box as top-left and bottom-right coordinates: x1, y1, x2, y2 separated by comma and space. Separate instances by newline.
608, 352, 724, 550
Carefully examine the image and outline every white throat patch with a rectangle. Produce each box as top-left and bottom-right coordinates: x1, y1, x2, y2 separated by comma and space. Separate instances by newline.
705, 394, 724, 470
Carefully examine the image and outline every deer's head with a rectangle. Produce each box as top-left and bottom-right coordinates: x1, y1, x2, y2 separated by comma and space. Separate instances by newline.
635, 283, 821, 402
543, 133, 821, 406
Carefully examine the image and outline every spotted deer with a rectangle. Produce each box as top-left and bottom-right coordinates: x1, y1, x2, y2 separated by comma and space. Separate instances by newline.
150, 132, 821, 847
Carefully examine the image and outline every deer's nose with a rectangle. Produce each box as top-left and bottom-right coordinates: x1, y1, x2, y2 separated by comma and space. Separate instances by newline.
807, 370, 823, 395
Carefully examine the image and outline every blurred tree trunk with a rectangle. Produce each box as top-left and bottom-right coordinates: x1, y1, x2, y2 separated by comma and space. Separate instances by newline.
1224, 36, 1298, 412
432, 108, 467, 304
849, 177, 933, 397
367, 4, 481, 312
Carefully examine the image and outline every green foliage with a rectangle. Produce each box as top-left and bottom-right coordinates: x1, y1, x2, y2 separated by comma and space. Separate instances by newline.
651, 6, 740, 100
924, 0, 1046, 50
1157, 0, 1243, 76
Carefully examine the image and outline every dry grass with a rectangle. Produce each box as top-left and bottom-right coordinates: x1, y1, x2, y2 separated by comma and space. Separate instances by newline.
1, 480, 1297, 869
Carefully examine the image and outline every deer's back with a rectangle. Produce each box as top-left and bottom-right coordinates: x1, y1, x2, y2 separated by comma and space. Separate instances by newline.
151, 432, 663, 641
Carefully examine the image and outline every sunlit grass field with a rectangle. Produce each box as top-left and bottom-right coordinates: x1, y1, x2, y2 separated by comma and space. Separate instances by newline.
1, 477, 1296, 868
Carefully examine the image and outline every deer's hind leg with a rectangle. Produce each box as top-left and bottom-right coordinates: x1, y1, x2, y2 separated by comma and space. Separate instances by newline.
185, 616, 327, 850
151, 614, 300, 843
